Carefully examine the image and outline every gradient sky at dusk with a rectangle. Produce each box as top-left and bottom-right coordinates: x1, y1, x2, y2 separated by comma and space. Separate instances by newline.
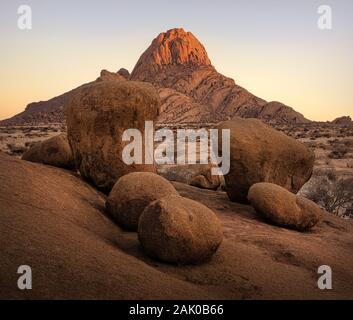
0, 0, 352, 121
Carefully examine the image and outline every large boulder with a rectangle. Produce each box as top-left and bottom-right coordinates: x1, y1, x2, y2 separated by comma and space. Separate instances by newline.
66, 80, 160, 192
22, 134, 75, 169
248, 182, 322, 231
138, 195, 223, 264
117, 68, 130, 79
218, 118, 315, 203
106, 172, 179, 230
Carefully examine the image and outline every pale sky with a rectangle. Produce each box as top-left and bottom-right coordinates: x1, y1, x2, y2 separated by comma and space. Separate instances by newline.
0, 0, 352, 121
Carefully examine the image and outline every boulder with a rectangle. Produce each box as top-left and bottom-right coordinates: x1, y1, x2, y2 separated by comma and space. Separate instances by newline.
96, 69, 126, 82
106, 172, 178, 230
138, 195, 223, 264
66, 80, 160, 192
117, 68, 130, 79
248, 182, 322, 231
189, 165, 220, 190
218, 118, 315, 203
22, 134, 75, 169
158, 164, 214, 184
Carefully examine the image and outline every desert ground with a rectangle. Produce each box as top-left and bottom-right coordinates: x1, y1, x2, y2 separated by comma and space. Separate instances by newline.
275, 122, 353, 177
0, 124, 65, 157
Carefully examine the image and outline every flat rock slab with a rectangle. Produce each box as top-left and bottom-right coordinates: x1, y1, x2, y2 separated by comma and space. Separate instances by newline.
1, 152, 352, 299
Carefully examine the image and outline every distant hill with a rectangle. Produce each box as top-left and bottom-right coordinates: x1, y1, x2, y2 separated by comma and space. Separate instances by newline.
0, 70, 128, 126
1, 28, 310, 126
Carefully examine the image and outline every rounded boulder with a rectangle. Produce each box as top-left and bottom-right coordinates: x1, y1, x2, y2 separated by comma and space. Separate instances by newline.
66, 80, 160, 192
189, 165, 220, 190
106, 172, 178, 230
248, 182, 322, 231
217, 118, 315, 203
22, 134, 75, 170
138, 195, 223, 264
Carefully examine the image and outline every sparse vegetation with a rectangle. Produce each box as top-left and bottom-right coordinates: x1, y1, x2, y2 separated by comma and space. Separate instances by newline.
25, 141, 40, 148
6, 143, 27, 155
328, 147, 348, 159
1, 125, 64, 158
304, 169, 353, 218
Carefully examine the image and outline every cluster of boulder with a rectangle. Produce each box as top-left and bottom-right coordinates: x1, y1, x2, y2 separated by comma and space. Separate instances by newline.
218, 118, 322, 230
20, 77, 324, 264
106, 172, 223, 264
106, 172, 178, 231
218, 118, 315, 204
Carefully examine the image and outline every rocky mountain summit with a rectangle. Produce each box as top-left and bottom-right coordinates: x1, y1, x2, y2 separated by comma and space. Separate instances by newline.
131, 28, 309, 124
1, 28, 310, 126
131, 28, 212, 79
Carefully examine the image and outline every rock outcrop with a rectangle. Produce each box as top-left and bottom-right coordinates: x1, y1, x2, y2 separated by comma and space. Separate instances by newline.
96, 69, 127, 82
258, 101, 310, 124
106, 172, 178, 230
66, 80, 159, 192
131, 28, 310, 124
332, 116, 353, 126
138, 194, 223, 264
1, 152, 353, 299
22, 134, 75, 169
0, 152, 210, 299
117, 68, 130, 79
248, 182, 322, 231
131, 28, 212, 80
218, 118, 315, 203
157, 87, 221, 124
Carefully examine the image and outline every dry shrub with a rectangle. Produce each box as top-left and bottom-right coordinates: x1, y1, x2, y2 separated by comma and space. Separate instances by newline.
6, 143, 27, 155
303, 168, 353, 218
25, 141, 40, 148
328, 146, 348, 159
